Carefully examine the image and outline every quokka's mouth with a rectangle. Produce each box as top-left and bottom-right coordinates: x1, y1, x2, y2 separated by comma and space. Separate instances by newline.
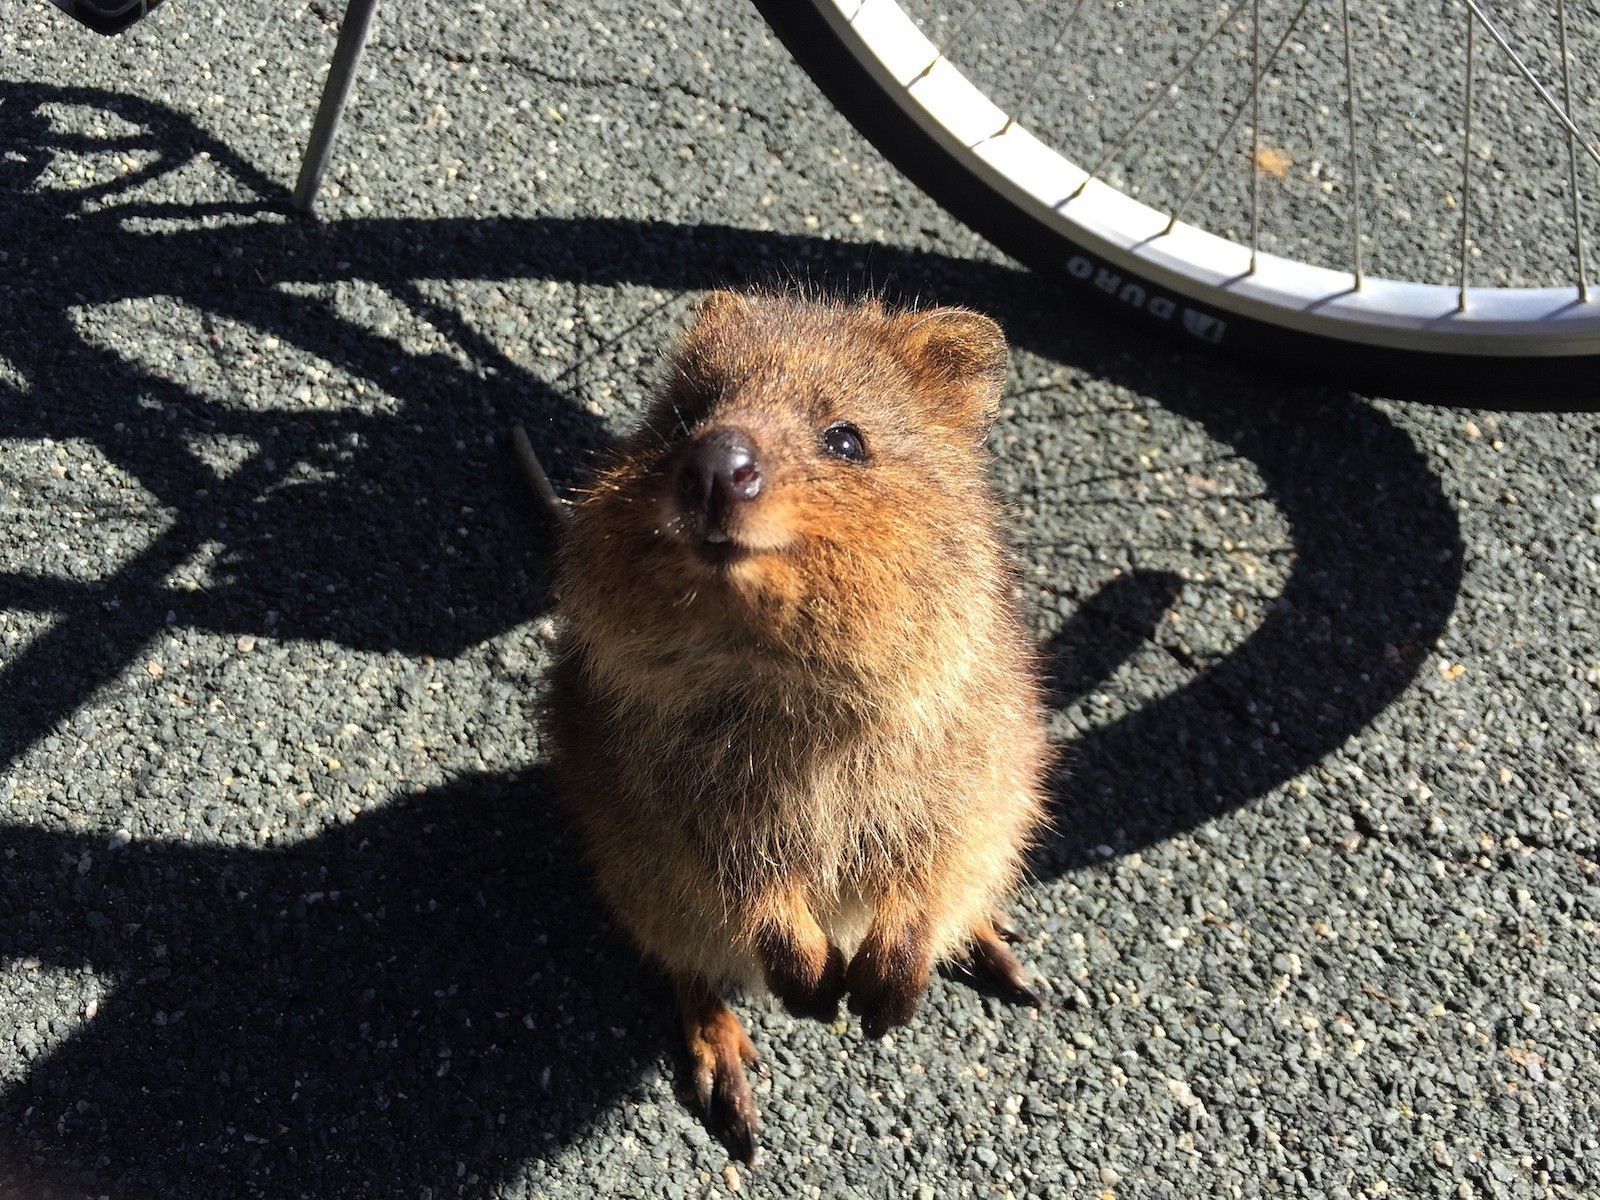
693, 534, 750, 567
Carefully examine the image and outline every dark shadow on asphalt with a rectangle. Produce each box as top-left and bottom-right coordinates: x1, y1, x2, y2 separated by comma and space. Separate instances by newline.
0, 82, 1464, 1194
1026, 364, 1463, 868
0, 769, 665, 1200
1041, 570, 1186, 713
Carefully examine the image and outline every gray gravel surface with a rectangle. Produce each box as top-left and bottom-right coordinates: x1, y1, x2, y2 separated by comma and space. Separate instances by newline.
2, 1, 1598, 1198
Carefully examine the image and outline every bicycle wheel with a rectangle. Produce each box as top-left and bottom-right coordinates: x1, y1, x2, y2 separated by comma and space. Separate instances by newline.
753, 0, 1600, 400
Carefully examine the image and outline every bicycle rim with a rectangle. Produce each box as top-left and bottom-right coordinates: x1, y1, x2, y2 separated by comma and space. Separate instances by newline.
754, 0, 1600, 401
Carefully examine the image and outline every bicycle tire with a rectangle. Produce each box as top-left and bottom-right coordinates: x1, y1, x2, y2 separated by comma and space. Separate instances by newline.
752, 0, 1600, 402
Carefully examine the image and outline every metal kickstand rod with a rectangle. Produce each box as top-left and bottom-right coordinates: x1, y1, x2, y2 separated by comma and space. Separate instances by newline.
292, 0, 381, 214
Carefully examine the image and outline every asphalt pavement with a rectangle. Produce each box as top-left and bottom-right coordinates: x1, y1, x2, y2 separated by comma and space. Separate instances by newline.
2, 1, 1598, 1197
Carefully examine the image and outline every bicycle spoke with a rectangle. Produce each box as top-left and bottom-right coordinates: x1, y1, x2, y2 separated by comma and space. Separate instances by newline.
1165, 0, 1316, 236
1067, 0, 1252, 202
1249, 0, 1262, 273
1454, 0, 1600, 304
1459, 8, 1474, 312
1557, 0, 1589, 301
1001, 0, 1088, 136
912, 0, 993, 79
1458, 0, 1600, 173
939, 0, 990, 53
1340, 0, 1363, 289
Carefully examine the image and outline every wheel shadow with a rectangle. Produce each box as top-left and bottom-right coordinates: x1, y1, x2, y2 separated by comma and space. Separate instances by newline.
1028, 364, 1463, 867
0, 81, 1462, 1194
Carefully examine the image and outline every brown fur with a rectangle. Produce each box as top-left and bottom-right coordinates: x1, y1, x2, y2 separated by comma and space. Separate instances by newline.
544, 292, 1051, 1157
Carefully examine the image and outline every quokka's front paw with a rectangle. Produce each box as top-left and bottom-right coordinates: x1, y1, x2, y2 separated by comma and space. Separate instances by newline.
845, 935, 930, 1038
765, 942, 847, 1022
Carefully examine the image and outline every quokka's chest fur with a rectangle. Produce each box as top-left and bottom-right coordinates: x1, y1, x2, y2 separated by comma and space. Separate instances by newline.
554, 648, 991, 894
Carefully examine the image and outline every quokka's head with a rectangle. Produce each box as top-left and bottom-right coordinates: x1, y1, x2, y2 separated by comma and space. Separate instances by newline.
560, 292, 1013, 679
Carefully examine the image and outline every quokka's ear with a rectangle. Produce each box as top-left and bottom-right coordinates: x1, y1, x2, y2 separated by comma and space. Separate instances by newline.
893, 307, 1008, 443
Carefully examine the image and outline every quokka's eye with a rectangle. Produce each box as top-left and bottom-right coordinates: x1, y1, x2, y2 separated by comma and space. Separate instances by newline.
820, 421, 868, 463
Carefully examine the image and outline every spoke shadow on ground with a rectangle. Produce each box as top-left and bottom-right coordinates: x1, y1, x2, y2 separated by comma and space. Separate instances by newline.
0, 81, 1462, 1195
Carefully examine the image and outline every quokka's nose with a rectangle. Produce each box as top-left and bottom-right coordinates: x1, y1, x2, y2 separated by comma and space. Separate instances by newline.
678, 429, 762, 525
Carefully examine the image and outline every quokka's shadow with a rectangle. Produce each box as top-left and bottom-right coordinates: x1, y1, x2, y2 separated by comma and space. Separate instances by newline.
0, 768, 668, 1200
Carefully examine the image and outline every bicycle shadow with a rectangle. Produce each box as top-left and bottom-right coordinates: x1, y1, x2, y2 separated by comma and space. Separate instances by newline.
1, 81, 1462, 1194
0, 83, 589, 772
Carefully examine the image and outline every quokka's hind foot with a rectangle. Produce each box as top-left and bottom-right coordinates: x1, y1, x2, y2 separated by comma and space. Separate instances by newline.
957, 919, 1044, 1010
675, 974, 763, 1165
765, 941, 847, 1023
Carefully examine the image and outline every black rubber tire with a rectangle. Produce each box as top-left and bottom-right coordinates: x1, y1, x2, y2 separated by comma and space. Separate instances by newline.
46, 0, 164, 36
752, 0, 1600, 405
